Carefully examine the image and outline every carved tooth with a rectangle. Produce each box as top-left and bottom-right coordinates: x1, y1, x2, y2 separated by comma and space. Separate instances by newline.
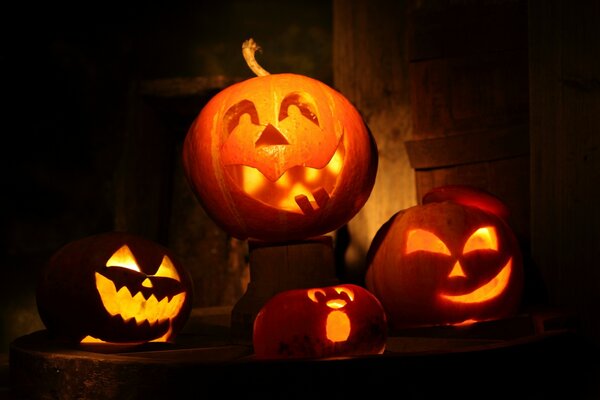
295, 194, 315, 214
157, 296, 169, 322
313, 187, 330, 209
145, 295, 159, 324
132, 292, 146, 324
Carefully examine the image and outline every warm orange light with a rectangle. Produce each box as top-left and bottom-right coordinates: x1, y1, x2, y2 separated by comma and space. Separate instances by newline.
81, 324, 174, 344
406, 229, 451, 255
81, 335, 105, 343
326, 145, 344, 175
463, 226, 498, 253
154, 256, 181, 281
307, 288, 326, 303
441, 259, 512, 303
326, 299, 347, 309
94, 273, 186, 328
106, 245, 140, 272
326, 310, 351, 342
447, 261, 467, 278
334, 286, 355, 301
240, 166, 267, 195
236, 140, 344, 213
452, 319, 478, 327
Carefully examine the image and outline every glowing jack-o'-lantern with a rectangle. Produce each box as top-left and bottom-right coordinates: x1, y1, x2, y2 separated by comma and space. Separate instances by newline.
253, 284, 387, 359
183, 39, 378, 242
36, 232, 193, 344
365, 185, 524, 330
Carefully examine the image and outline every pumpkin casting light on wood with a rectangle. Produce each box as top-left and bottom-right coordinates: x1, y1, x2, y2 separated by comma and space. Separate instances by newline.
183, 39, 378, 242
253, 284, 387, 359
36, 232, 193, 344
365, 185, 524, 330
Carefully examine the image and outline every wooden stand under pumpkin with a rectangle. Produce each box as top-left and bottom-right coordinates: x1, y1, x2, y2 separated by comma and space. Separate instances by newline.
230, 235, 339, 344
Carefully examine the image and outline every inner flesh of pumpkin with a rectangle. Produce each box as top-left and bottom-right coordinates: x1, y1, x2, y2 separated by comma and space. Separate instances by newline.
227, 140, 344, 214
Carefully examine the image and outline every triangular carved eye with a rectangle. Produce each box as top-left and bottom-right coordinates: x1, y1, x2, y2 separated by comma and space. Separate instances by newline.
463, 226, 498, 253
106, 245, 141, 272
154, 256, 181, 282
278, 92, 319, 126
406, 229, 451, 255
224, 100, 260, 135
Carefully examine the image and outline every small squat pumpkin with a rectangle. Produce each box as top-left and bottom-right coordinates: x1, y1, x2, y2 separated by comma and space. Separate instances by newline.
36, 232, 193, 344
183, 39, 377, 242
253, 284, 387, 359
365, 185, 524, 330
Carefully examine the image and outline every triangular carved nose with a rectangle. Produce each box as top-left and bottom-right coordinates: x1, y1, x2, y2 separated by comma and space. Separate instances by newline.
448, 261, 467, 278
255, 124, 289, 148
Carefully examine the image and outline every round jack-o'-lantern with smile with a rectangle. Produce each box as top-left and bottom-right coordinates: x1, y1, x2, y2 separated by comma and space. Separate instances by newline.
183, 39, 378, 242
36, 232, 193, 344
365, 185, 524, 330
253, 284, 387, 359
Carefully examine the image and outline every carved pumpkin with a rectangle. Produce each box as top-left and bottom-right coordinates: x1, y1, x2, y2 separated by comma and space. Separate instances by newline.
183, 39, 378, 242
253, 284, 387, 359
365, 185, 524, 330
36, 232, 193, 344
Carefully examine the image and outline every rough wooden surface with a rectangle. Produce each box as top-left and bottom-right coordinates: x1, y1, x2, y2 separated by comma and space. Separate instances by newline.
405, 0, 531, 250
333, 0, 416, 283
529, 0, 600, 348
230, 237, 338, 343
9, 307, 597, 399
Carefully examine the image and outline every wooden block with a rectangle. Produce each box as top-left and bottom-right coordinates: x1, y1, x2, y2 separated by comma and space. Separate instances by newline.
230, 236, 338, 344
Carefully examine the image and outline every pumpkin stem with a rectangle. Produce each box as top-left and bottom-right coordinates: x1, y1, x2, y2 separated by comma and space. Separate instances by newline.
242, 38, 270, 77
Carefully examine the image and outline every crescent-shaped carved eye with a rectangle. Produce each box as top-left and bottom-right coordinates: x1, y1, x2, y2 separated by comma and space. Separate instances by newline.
463, 226, 498, 254
278, 92, 319, 126
405, 229, 451, 255
333, 286, 355, 301
224, 99, 260, 135
307, 288, 327, 303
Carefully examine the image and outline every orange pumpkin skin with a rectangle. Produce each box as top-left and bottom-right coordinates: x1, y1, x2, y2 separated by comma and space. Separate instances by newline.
36, 232, 193, 344
183, 73, 378, 242
253, 284, 387, 359
366, 187, 524, 330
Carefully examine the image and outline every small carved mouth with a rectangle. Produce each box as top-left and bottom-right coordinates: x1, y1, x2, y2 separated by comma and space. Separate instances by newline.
440, 258, 512, 304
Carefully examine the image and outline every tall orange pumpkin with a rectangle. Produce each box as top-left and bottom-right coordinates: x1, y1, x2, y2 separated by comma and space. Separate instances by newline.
183, 39, 377, 242
366, 185, 524, 330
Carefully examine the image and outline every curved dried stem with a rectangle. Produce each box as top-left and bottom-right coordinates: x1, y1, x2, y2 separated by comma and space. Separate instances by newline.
242, 38, 270, 77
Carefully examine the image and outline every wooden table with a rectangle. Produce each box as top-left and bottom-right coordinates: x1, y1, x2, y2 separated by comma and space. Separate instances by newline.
9, 306, 598, 399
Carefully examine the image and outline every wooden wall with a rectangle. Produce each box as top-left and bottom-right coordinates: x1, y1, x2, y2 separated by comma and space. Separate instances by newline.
529, 0, 600, 347
333, 0, 415, 283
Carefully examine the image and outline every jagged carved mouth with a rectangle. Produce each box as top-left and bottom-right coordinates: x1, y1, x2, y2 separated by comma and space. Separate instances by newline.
94, 273, 186, 326
225, 140, 344, 214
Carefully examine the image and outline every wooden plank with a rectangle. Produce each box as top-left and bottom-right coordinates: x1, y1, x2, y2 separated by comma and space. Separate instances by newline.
230, 237, 338, 343
405, 125, 529, 169
408, 0, 528, 61
409, 51, 529, 139
413, 156, 530, 247
529, 0, 600, 347
333, 0, 416, 281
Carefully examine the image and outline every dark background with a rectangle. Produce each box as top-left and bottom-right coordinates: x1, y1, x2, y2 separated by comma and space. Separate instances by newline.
2, 0, 333, 352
